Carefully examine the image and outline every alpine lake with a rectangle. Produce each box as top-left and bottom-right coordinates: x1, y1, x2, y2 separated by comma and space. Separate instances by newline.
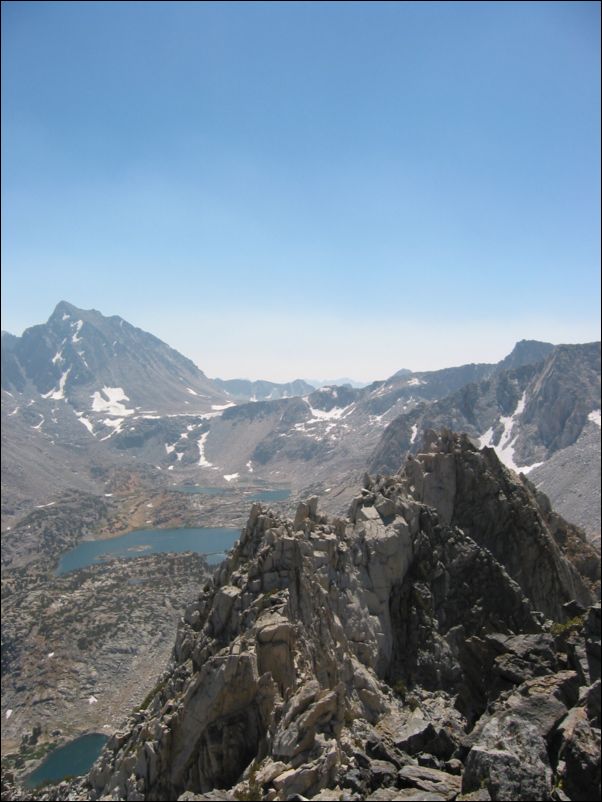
28, 485, 291, 785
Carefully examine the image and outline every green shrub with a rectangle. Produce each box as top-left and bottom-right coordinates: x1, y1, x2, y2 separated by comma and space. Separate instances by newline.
550, 615, 585, 637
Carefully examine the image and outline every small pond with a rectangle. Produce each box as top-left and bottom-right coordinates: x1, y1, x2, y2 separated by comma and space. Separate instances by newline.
25, 733, 108, 788
174, 485, 291, 502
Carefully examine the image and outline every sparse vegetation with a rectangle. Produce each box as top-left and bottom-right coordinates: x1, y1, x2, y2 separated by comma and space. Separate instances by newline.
550, 615, 585, 637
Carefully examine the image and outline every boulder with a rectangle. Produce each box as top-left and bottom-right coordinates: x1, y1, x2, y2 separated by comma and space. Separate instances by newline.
462, 714, 552, 801
554, 706, 601, 801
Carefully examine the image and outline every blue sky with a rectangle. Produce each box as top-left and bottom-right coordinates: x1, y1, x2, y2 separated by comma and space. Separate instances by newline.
2, 1, 600, 381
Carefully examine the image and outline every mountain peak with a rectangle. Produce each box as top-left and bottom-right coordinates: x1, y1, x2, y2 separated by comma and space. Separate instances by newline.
3, 301, 228, 413
51, 300, 81, 318
497, 339, 555, 372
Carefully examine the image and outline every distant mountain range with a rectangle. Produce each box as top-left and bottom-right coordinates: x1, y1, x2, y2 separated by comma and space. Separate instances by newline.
211, 377, 369, 402
370, 342, 601, 542
212, 377, 315, 402
1, 302, 599, 543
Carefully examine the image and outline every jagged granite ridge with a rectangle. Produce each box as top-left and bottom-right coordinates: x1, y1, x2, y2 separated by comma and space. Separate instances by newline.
73, 433, 601, 802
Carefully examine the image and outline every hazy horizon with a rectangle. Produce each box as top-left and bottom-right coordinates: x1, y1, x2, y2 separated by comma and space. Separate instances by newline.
2, 2, 600, 382
2, 297, 599, 385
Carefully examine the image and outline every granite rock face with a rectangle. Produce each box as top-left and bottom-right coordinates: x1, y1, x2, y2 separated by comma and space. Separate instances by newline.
73, 434, 601, 802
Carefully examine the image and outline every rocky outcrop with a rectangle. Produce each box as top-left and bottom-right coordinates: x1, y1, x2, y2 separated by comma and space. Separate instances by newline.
75, 434, 600, 802
400, 430, 599, 613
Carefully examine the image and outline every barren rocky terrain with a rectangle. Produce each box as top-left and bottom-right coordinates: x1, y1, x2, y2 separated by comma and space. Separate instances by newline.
30, 431, 598, 802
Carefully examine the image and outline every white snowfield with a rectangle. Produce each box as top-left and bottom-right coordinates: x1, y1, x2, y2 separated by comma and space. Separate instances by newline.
410, 423, 419, 444
211, 402, 236, 411
479, 392, 543, 474
479, 427, 495, 449
71, 319, 83, 343
224, 473, 239, 482
306, 401, 355, 421
407, 378, 426, 386
42, 367, 71, 400
91, 387, 134, 416
99, 417, 125, 440
588, 409, 601, 427
197, 431, 214, 467
76, 412, 96, 435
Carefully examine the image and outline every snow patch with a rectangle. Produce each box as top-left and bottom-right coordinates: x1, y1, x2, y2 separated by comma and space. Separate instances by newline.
42, 367, 71, 400
492, 396, 524, 471
246, 460, 254, 473
99, 417, 125, 439
62, 313, 70, 320
197, 432, 213, 467
306, 402, 354, 421
481, 392, 542, 474
165, 443, 175, 455
211, 402, 236, 411
71, 319, 83, 343
588, 409, 601, 427
52, 350, 63, 364
9, 406, 19, 416
479, 427, 495, 449
36, 502, 56, 509
224, 473, 239, 482
200, 410, 227, 420
6, 710, 13, 719
32, 415, 45, 430
88, 695, 98, 705
410, 424, 419, 444
91, 387, 134, 416
76, 413, 96, 435
407, 378, 426, 386
186, 387, 198, 396
520, 461, 544, 475
47, 651, 55, 658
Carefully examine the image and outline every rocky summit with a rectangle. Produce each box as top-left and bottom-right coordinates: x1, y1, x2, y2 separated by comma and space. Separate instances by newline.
22, 431, 598, 802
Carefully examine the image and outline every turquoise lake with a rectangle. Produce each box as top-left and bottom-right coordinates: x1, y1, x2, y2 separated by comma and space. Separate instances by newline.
56, 526, 241, 575
26, 733, 108, 787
